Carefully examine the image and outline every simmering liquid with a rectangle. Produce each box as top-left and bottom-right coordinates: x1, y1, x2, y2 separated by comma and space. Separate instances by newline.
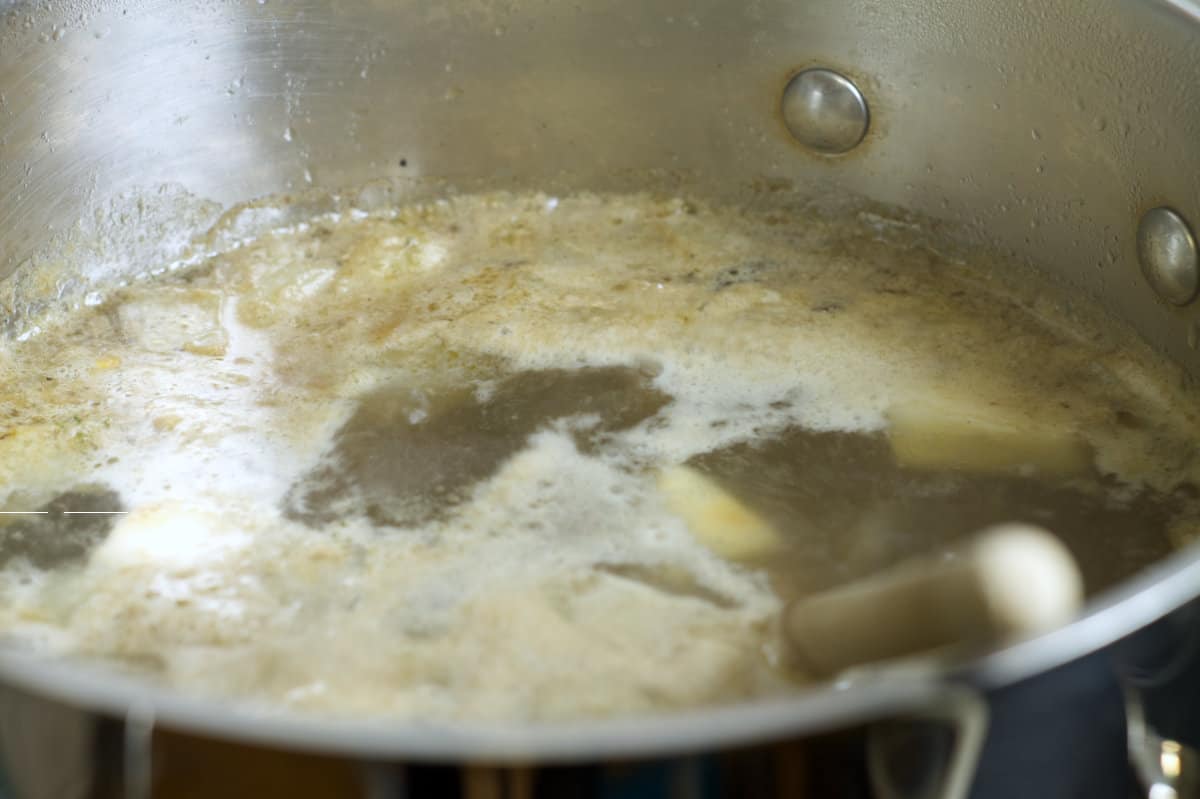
0, 191, 1196, 721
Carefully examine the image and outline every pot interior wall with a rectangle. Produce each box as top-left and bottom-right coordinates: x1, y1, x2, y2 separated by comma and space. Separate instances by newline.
1, 0, 1199, 365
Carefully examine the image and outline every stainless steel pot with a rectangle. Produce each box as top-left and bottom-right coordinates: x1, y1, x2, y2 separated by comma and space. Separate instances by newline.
2, 0, 1200, 796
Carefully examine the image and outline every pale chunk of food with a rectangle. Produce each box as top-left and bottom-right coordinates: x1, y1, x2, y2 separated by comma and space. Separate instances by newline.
657, 465, 784, 561
117, 287, 227, 357
1168, 519, 1200, 550
886, 394, 1092, 477
783, 524, 1084, 676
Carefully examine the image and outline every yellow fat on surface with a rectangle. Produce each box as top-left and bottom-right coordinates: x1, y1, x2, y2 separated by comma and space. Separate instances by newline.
656, 466, 783, 561
886, 395, 1092, 477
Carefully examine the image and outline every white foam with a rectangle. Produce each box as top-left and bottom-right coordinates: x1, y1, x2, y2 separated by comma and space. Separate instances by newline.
0, 189, 1195, 721
94, 503, 253, 571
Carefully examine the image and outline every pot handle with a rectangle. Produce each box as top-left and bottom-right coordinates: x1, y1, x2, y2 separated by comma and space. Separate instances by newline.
866, 685, 990, 799
123, 702, 155, 799
1127, 689, 1200, 799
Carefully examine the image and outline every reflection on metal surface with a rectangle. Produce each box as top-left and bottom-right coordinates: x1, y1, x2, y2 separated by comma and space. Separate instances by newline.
0, 685, 95, 799
1164, 740, 1184, 779
1127, 690, 1200, 798
781, 68, 870, 155
123, 702, 155, 799
361, 763, 409, 799
1152, 784, 1181, 799
3, 0, 1200, 368
463, 766, 536, 799
867, 688, 988, 799
1138, 207, 1199, 306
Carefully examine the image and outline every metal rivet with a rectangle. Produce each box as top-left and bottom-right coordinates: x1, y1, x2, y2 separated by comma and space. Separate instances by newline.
781, 68, 869, 155
1137, 207, 1199, 306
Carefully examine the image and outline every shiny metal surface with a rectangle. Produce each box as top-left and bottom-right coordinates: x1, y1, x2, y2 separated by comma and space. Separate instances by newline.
123, 703, 155, 799
0, 0, 1199, 768
0, 0, 1197, 374
0, 684, 94, 799
0, 644, 956, 761
1129, 691, 1200, 798
780, 68, 870, 155
1139, 207, 1200, 306
867, 690, 988, 799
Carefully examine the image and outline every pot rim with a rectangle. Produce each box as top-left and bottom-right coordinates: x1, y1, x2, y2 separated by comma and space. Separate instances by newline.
0, 541, 1195, 761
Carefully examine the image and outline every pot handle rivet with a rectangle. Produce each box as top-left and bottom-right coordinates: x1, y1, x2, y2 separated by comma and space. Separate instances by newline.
781, 68, 869, 156
1138, 207, 1199, 306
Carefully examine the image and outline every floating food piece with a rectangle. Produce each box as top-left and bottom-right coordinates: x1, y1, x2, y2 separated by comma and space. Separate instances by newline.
783, 524, 1085, 676
1168, 519, 1200, 549
656, 465, 783, 561
886, 394, 1091, 476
